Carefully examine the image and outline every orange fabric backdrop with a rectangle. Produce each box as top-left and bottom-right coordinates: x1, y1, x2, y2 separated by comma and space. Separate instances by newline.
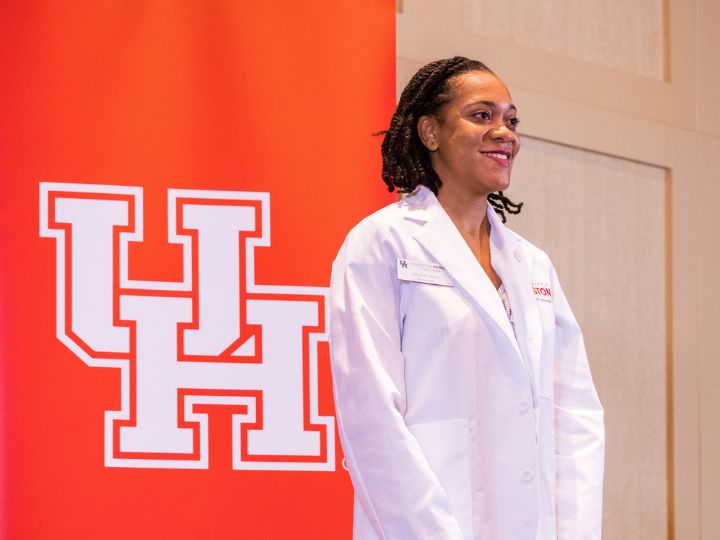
0, 2, 395, 538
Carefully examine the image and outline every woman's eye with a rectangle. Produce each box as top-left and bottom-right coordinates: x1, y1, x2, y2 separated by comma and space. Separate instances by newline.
474, 111, 491, 121
508, 117, 520, 130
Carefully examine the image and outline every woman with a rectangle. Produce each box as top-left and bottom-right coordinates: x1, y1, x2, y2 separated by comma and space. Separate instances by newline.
329, 57, 604, 540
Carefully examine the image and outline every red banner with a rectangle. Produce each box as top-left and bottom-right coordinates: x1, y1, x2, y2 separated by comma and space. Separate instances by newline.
0, 2, 395, 538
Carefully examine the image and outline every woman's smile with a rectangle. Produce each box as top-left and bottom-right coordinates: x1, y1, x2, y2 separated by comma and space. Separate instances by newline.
480, 149, 513, 167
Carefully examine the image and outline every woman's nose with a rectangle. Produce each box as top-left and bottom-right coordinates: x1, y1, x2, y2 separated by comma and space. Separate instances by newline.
489, 123, 518, 143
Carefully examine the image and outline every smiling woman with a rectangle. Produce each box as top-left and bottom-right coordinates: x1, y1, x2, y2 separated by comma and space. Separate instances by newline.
329, 56, 605, 540
379, 57, 523, 223
417, 71, 521, 196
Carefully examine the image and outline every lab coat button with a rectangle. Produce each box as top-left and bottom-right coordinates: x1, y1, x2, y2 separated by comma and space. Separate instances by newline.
521, 470, 534, 484
518, 401, 530, 414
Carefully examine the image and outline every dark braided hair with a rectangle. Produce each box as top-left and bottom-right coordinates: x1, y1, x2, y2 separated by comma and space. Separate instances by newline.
379, 56, 523, 223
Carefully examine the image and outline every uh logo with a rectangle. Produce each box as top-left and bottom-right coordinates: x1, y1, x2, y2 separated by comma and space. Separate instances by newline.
39, 183, 334, 471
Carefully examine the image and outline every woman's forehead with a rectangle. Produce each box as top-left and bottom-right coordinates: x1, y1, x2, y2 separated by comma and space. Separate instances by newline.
448, 71, 513, 106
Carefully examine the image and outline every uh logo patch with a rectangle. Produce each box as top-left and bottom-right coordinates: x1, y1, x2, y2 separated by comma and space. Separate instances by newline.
39, 183, 334, 471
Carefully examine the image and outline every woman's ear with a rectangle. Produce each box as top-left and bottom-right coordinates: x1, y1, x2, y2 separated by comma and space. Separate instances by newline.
417, 115, 439, 152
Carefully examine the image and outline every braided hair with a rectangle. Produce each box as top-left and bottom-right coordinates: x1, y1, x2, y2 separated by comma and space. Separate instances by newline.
379, 56, 523, 223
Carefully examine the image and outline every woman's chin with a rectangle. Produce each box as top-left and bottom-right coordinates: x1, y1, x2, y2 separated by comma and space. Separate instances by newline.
489, 179, 512, 193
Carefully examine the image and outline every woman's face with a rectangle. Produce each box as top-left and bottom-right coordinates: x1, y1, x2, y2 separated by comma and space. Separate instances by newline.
418, 70, 520, 197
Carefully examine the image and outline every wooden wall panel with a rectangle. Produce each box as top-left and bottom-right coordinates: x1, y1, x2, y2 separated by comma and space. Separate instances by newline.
463, 0, 665, 80
507, 137, 668, 540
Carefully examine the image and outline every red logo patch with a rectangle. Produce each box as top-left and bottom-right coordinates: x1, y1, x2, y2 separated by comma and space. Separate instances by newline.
532, 283, 552, 303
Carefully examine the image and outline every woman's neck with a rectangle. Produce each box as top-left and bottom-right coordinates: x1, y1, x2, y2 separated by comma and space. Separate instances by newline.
436, 184, 491, 241
436, 184, 501, 288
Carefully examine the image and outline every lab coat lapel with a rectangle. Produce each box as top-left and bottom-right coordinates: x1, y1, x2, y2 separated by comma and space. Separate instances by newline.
487, 207, 543, 397
407, 189, 522, 359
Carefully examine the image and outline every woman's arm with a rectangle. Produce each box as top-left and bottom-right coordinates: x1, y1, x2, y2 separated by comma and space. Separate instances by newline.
550, 265, 605, 540
330, 220, 465, 540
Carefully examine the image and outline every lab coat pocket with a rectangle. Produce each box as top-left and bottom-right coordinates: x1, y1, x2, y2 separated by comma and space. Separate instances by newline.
408, 418, 473, 539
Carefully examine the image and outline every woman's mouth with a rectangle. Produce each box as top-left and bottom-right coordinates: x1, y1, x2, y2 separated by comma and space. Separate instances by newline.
481, 151, 512, 167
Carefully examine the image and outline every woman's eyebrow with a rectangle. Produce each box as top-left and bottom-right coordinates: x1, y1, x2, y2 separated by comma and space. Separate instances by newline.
466, 100, 517, 112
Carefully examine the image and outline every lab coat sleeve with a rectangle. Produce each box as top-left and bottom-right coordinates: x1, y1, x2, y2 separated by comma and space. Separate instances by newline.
550, 264, 605, 540
329, 220, 465, 540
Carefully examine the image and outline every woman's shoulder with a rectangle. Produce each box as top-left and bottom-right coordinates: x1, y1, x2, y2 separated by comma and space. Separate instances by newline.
334, 189, 435, 270
346, 187, 433, 239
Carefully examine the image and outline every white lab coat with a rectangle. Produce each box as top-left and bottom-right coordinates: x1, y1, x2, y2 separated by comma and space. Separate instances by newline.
329, 186, 604, 540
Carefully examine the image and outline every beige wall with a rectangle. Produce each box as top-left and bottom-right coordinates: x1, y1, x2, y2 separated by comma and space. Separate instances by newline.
510, 139, 669, 540
397, 1, 720, 538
